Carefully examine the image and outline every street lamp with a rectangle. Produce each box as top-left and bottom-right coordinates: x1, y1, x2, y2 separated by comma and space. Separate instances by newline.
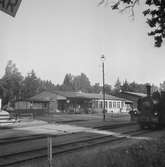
101, 54, 106, 121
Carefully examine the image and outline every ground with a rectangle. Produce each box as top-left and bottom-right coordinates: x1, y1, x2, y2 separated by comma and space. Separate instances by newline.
1, 113, 165, 167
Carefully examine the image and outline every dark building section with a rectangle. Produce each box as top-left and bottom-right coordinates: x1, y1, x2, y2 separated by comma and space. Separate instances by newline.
117, 91, 146, 109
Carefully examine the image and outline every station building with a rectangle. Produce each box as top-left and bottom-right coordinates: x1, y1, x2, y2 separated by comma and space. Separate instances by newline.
14, 91, 132, 114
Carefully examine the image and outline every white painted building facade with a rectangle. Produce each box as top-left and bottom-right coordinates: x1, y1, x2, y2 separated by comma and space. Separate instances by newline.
92, 99, 131, 113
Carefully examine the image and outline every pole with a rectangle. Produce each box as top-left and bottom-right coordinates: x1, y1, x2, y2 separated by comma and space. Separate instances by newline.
48, 136, 53, 167
0, 98, 1, 111
102, 55, 105, 121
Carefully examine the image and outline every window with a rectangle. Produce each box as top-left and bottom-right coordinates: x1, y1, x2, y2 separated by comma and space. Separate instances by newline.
113, 102, 116, 108
100, 101, 103, 108
109, 101, 112, 108
43, 103, 47, 108
95, 101, 98, 108
117, 102, 120, 108
121, 102, 124, 108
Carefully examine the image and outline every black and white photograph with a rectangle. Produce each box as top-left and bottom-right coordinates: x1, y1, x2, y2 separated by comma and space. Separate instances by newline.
1, 0, 165, 167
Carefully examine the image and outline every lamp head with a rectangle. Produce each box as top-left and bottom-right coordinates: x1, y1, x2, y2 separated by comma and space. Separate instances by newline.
101, 55, 105, 62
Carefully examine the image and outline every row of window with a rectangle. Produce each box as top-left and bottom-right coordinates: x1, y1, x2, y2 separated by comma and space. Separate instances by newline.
94, 100, 124, 109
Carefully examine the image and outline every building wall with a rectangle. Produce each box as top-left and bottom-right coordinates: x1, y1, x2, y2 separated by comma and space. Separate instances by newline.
14, 101, 49, 114
31, 102, 43, 110
49, 101, 58, 112
15, 101, 31, 110
92, 99, 130, 113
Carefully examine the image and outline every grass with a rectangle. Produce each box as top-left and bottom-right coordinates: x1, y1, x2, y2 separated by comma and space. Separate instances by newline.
11, 134, 165, 167
36, 113, 131, 127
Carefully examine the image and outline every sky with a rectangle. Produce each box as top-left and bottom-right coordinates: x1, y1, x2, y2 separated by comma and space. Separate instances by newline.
0, 0, 165, 87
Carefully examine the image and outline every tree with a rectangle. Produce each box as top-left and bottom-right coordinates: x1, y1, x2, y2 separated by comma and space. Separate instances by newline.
61, 73, 74, 91
38, 79, 57, 92
114, 78, 122, 93
0, 79, 7, 100
151, 83, 159, 92
22, 70, 40, 99
91, 83, 102, 93
1, 60, 23, 105
120, 80, 158, 94
104, 84, 112, 94
99, 0, 165, 47
121, 80, 130, 91
73, 73, 91, 92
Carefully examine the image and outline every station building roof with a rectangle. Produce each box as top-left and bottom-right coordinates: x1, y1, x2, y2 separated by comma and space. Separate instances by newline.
29, 90, 131, 103
28, 91, 66, 102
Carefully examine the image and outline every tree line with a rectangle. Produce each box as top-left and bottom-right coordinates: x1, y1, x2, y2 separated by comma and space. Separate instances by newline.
0, 60, 57, 105
0, 60, 161, 106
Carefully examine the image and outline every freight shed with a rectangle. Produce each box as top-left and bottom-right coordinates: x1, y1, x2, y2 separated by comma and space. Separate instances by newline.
15, 91, 66, 115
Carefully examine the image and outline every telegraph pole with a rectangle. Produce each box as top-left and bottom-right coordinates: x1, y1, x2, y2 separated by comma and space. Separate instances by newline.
101, 55, 106, 121
48, 136, 53, 167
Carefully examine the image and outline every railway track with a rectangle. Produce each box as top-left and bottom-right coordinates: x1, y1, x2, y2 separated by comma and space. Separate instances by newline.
0, 122, 136, 145
94, 122, 136, 130
0, 128, 149, 167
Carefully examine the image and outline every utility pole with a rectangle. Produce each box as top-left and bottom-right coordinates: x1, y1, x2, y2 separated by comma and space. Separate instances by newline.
48, 136, 53, 167
101, 55, 106, 121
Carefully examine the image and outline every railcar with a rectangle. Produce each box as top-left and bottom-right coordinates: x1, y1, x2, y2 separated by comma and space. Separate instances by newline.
137, 85, 165, 129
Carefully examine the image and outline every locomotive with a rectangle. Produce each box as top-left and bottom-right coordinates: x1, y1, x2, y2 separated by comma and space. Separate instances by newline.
137, 85, 165, 129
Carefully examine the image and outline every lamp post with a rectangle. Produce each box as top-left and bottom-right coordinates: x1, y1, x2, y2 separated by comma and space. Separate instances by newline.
101, 55, 106, 121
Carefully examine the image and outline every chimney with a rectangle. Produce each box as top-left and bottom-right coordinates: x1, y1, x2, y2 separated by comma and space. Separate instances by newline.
146, 84, 151, 97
